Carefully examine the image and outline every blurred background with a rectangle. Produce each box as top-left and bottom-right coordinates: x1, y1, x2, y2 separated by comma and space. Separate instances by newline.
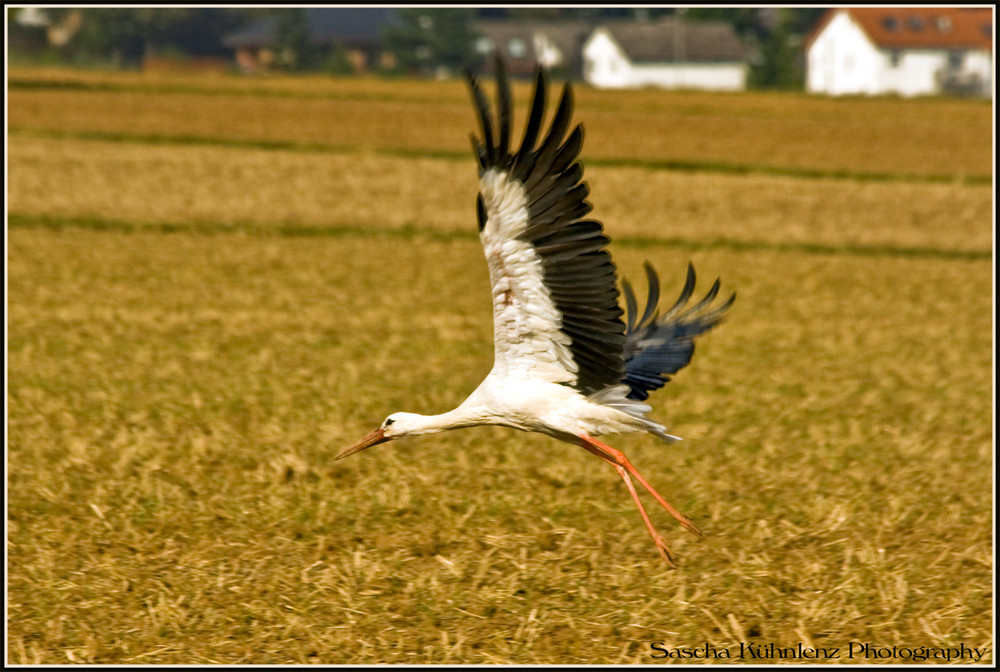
8, 6, 992, 96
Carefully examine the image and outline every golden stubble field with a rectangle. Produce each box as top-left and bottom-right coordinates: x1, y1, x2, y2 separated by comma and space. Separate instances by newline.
8, 66, 992, 178
7, 67, 994, 664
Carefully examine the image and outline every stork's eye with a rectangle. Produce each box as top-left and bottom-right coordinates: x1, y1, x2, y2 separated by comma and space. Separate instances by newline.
383, 418, 395, 427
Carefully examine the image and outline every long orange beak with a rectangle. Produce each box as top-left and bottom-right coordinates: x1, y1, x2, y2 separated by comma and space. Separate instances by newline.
335, 427, 391, 461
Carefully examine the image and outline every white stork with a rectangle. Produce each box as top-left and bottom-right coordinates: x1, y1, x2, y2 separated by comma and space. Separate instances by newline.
338, 56, 734, 567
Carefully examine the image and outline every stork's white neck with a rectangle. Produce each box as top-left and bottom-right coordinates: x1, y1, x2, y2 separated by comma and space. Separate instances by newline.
384, 405, 489, 438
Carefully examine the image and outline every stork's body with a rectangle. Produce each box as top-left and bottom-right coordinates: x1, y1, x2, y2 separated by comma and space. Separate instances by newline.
339, 56, 734, 566
381, 374, 656, 441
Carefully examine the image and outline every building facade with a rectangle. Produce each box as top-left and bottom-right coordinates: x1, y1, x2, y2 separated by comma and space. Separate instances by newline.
582, 20, 747, 91
805, 8, 993, 97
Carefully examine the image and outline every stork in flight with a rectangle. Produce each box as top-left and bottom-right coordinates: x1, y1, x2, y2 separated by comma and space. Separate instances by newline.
338, 56, 734, 567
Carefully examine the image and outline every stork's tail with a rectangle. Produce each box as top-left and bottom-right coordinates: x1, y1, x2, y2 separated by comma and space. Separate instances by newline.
587, 385, 682, 443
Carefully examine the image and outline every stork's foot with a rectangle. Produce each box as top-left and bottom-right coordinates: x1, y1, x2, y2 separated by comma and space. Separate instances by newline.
653, 534, 677, 568
674, 512, 705, 541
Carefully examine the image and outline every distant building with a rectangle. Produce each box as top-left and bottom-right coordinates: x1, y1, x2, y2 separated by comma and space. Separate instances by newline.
221, 7, 399, 73
582, 18, 748, 91
805, 7, 993, 97
472, 21, 593, 79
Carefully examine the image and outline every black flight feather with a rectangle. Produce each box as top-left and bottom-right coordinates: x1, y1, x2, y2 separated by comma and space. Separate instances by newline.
622, 264, 735, 401
466, 54, 734, 400
467, 56, 625, 394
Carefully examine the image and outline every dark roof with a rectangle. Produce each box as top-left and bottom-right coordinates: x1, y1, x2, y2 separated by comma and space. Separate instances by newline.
806, 7, 993, 52
601, 18, 746, 63
222, 8, 400, 49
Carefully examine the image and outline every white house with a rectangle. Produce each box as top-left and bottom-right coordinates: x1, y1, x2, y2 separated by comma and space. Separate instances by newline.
805, 7, 993, 97
582, 18, 747, 91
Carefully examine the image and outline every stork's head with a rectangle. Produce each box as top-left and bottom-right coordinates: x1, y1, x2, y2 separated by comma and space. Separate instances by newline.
335, 412, 431, 461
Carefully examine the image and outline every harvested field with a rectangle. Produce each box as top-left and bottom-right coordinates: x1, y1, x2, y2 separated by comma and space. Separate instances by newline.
7, 67, 994, 665
8, 135, 991, 253
9, 70, 991, 180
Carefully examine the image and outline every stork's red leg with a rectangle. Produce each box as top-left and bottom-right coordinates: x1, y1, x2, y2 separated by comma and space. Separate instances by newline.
578, 433, 704, 540
576, 437, 676, 566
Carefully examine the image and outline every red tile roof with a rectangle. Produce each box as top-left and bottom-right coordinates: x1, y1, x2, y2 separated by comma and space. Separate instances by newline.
808, 7, 993, 52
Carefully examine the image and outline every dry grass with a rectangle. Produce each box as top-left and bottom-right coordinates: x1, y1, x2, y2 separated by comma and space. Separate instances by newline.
8, 135, 991, 253
9, 67, 992, 179
8, 229, 993, 664
7, 65, 465, 100
6, 67, 994, 664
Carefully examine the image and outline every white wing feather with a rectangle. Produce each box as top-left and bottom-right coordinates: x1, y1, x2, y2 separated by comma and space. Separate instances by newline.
478, 168, 578, 383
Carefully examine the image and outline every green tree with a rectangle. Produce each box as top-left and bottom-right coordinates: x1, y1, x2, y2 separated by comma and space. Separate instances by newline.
72, 8, 154, 67
382, 8, 479, 76
324, 44, 356, 76
687, 7, 826, 90
271, 8, 318, 71
65, 8, 254, 67
684, 7, 763, 41
747, 9, 812, 90
500, 7, 673, 22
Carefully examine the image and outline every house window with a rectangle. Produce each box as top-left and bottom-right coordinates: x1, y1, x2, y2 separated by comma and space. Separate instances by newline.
508, 38, 527, 58
907, 16, 923, 31
935, 15, 951, 32
947, 50, 964, 70
882, 17, 899, 32
888, 50, 901, 67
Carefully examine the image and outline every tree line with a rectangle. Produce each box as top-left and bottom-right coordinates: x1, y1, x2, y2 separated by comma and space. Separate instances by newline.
9, 7, 826, 90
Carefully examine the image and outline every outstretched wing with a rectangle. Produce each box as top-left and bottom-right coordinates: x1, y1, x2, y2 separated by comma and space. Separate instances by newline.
621, 263, 735, 401
466, 55, 626, 395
